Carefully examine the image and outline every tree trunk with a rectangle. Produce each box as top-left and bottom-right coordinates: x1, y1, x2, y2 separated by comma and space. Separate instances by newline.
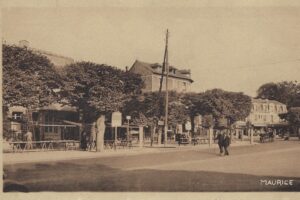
139, 126, 143, 148
151, 125, 156, 147
96, 115, 106, 152
209, 128, 213, 147
158, 127, 162, 146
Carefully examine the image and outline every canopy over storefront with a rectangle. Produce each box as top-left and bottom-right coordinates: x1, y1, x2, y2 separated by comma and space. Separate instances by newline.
234, 121, 247, 128
39, 103, 77, 112
267, 122, 289, 128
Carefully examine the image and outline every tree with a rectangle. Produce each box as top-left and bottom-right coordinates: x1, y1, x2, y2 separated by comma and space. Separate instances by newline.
287, 107, 300, 125
2, 44, 62, 110
122, 91, 190, 144
185, 89, 252, 128
61, 61, 143, 123
123, 91, 189, 126
257, 81, 300, 108
284, 107, 300, 136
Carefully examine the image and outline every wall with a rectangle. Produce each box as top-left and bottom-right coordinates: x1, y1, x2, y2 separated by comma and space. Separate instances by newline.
247, 100, 287, 125
41, 53, 74, 68
149, 74, 191, 92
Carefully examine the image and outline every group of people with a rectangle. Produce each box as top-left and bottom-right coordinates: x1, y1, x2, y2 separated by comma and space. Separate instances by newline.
215, 131, 231, 156
80, 122, 98, 151
80, 131, 96, 151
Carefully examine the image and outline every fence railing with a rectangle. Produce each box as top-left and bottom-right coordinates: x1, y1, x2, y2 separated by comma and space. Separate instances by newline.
8, 140, 80, 152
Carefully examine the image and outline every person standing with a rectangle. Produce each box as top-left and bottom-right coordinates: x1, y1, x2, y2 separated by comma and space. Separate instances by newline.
25, 129, 33, 150
80, 131, 88, 151
223, 132, 231, 156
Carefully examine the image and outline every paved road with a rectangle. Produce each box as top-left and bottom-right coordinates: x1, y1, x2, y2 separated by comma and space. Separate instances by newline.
4, 140, 300, 192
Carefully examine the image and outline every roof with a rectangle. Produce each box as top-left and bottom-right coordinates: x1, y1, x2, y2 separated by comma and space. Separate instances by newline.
9, 106, 27, 113
130, 60, 193, 82
39, 103, 77, 112
252, 98, 286, 105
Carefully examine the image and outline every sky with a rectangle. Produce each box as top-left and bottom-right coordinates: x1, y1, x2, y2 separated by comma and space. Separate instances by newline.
2, 1, 300, 97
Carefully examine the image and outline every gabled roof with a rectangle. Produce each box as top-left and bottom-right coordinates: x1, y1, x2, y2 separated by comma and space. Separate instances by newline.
130, 60, 193, 82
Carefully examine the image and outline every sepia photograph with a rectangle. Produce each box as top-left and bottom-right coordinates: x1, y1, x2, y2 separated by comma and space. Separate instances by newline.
1, 0, 300, 197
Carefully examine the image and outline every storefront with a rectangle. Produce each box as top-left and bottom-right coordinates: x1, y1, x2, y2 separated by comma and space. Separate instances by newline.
35, 103, 80, 141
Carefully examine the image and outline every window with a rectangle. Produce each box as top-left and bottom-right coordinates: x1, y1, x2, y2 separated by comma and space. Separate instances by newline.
271, 115, 274, 122
32, 112, 39, 121
44, 111, 55, 133
12, 112, 23, 120
46, 126, 60, 133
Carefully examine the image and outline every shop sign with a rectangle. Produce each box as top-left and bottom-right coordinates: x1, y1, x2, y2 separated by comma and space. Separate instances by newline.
185, 121, 191, 131
111, 111, 122, 127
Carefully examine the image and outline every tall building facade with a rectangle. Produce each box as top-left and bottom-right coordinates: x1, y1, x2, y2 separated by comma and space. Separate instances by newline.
246, 98, 288, 128
129, 60, 193, 93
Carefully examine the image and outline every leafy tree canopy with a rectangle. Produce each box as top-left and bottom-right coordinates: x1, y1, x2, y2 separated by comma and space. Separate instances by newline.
2, 44, 62, 109
286, 107, 300, 126
122, 91, 189, 127
185, 89, 252, 125
61, 61, 143, 122
257, 81, 300, 108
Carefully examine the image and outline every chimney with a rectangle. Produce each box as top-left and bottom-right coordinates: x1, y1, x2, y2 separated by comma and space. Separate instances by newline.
125, 66, 128, 72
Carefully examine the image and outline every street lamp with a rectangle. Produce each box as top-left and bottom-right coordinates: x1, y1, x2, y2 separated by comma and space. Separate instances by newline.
126, 116, 131, 142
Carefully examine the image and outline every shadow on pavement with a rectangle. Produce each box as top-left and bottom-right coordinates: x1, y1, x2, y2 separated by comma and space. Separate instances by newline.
4, 161, 300, 192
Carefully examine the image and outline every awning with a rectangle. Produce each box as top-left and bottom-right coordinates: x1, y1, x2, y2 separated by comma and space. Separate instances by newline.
38, 124, 77, 127
234, 121, 246, 127
252, 123, 268, 127
39, 103, 77, 112
252, 122, 289, 127
267, 122, 289, 127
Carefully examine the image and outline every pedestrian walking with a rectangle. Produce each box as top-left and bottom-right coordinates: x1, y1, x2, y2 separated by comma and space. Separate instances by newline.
215, 130, 225, 156
223, 132, 231, 156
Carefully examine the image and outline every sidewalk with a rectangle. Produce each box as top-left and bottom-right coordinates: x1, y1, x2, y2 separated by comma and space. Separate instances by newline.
3, 140, 256, 165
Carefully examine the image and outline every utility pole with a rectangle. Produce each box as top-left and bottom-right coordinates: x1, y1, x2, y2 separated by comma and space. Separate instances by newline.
164, 29, 169, 147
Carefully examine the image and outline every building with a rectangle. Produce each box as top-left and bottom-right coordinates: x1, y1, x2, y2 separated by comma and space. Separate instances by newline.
129, 60, 193, 93
247, 98, 288, 128
18, 40, 74, 69
4, 104, 80, 141
35, 103, 80, 141
232, 98, 288, 138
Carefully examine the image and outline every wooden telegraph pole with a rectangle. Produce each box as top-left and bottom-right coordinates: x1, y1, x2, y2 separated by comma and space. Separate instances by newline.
164, 29, 169, 147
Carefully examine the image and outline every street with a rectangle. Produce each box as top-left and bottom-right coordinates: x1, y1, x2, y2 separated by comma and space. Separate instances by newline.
4, 140, 300, 192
